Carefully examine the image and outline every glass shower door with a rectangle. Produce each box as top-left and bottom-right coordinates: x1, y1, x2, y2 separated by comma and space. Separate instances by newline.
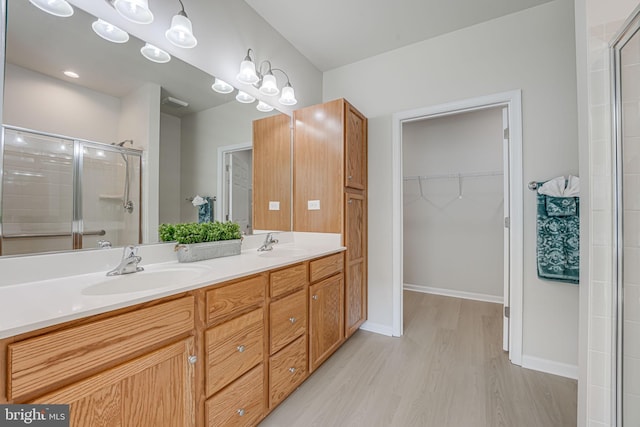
1, 128, 74, 255
81, 144, 141, 249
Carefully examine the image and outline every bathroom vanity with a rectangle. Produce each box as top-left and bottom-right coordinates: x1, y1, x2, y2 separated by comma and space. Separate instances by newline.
0, 239, 346, 426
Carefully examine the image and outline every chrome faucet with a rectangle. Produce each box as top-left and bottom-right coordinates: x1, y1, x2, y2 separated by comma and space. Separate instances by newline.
97, 240, 112, 249
257, 233, 278, 252
107, 245, 144, 276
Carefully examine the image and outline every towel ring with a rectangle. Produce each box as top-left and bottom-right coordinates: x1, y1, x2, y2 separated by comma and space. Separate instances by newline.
528, 181, 539, 191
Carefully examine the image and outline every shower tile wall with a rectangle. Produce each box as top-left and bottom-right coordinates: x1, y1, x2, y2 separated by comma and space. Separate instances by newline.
621, 28, 640, 425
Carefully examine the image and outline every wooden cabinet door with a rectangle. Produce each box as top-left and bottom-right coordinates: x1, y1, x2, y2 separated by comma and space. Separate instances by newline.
309, 275, 344, 372
31, 338, 196, 427
344, 103, 367, 191
345, 193, 367, 337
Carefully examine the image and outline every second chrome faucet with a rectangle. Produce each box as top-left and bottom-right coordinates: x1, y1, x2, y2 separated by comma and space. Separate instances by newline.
257, 233, 278, 252
107, 245, 144, 276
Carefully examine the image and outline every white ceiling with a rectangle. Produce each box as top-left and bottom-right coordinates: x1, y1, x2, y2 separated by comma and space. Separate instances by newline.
244, 0, 556, 71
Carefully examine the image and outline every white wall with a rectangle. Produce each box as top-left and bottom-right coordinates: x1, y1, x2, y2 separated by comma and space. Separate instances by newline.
159, 113, 182, 225
575, 0, 639, 425
324, 0, 580, 369
3, 63, 120, 143
403, 108, 504, 299
180, 101, 268, 223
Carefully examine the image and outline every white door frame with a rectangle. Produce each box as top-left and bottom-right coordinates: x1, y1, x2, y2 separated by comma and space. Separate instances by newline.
216, 142, 252, 223
391, 90, 523, 366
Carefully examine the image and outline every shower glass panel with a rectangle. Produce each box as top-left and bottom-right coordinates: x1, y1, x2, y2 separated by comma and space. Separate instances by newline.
1, 128, 74, 255
614, 10, 640, 426
0, 127, 142, 256
81, 145, 141, 249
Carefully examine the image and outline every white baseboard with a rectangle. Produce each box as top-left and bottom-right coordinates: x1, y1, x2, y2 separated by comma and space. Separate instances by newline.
521, 354, 578, 380
404, 283, 503, 304
359, 321, 394, 337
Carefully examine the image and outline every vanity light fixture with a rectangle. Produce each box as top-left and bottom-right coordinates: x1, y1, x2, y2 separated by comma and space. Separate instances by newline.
256, 101, 274, 112
92, 19, 130, 43
236, 48, 298, 106
29, 0, 74, 17
211, 78, 234, 94
140, 43, 171, 63
113, 0, 154, 25
236, 91, 256, 104
165, 0, 197, 48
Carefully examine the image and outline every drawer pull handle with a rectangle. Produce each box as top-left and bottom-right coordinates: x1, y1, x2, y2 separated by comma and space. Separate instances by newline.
289, 367, 296, 374
289, 317, 296, 324
312, 295, 318, 301
237, 345, 246, 353
237, 408, 245, 417
187, 355, 197, 365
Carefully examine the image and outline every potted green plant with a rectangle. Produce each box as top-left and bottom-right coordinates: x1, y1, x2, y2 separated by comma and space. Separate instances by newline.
158, 221, 242, 262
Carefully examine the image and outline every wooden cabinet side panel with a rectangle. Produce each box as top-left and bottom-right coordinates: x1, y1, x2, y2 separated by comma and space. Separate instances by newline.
293, 99, 344, 233
345, 261, 366, 338
31, 338, 195, 427
9, 297, 195, 401
253, 114, 292, 231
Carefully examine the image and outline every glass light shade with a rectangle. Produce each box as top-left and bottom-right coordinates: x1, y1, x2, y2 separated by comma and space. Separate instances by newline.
259, 73, 279, 96
236, 91, 256, 104
256, 101, 274, 112
237, 60, 259, 84
165, 14, 197, 48
113, 0, 153, 24
279, 84, 297, 106
29, 0, 73, 17
211, 78, 234, 94
140, 43, 171, 63
92, 19, 129, 43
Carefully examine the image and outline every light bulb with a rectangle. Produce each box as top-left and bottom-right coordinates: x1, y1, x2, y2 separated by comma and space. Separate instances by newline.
92, 19, 129, 43
113, 0, 153, 24
237, 60, 259, 84
140, 43, 171, 63
259, 73, 279, 96
212, 78, 234, 94
236, 91, 256, 104
279, 84, 297, 106
165, 14, 197, 48
28, 0, 73, 17
256, 101, 274, 112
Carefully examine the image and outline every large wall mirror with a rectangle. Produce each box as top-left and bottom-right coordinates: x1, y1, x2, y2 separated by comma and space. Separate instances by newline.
0, 0, 292, 257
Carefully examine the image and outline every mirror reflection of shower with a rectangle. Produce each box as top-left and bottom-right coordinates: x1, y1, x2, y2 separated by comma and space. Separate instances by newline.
0, 127, 142, 256
112, 139, 134, 214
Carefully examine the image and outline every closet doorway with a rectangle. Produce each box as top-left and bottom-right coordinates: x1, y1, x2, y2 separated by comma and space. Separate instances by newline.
392, 91, 523, 365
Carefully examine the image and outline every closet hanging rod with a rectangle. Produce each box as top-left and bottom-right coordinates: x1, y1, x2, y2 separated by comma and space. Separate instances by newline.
403, 170, 503, 181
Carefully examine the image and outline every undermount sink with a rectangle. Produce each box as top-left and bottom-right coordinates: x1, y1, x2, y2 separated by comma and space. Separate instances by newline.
257, 247, 308, 258
82, 265, 209, 296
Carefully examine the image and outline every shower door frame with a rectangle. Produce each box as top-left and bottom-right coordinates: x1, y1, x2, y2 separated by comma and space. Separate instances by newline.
0, 125, 142, 254
611, 5, 640, 425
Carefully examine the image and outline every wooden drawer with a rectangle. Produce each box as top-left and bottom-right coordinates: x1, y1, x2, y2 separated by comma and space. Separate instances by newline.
270, 290, 306, 355
269, 335, 307, 408
270, 263, 307, 299
310, 252, 344, 283
206, 364, 264, 427
206, 308, 264, 397
206, 275, 266, 324
8, 296, 194, 401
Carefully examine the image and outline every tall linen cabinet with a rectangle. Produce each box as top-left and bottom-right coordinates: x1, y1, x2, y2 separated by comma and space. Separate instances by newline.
293, 98, 368, 340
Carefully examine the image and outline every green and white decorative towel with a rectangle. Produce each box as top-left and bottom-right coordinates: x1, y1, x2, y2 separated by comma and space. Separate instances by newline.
536, 177, 580, 284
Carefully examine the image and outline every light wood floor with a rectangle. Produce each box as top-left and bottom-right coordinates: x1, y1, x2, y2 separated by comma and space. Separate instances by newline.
260, 290, 577, 427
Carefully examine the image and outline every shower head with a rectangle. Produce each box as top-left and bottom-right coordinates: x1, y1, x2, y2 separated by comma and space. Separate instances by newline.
113, 139, 133, 147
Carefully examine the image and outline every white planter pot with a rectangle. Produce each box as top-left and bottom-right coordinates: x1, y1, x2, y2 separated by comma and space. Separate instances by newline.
175, 239, 242, 263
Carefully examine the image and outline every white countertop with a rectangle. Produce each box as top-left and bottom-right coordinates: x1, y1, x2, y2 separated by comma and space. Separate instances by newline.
0, 233, 344, 339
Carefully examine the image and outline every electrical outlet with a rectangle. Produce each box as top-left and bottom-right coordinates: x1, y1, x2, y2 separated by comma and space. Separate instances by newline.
269, 201, 280, 211
308, 200, 320, 210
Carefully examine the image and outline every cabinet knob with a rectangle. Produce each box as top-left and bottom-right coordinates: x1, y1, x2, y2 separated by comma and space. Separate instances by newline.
312, 295, 318, 301
237, 345, 245, 353
348, 175, 353, 180
237, 409, 245, 417
289, 317, 296, 324
348, 199, 353, 204
187, 355, 197, 365
289, 367, 296, 374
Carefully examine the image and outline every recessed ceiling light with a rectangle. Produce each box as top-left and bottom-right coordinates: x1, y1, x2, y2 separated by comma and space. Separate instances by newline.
64, 70, 79, 79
